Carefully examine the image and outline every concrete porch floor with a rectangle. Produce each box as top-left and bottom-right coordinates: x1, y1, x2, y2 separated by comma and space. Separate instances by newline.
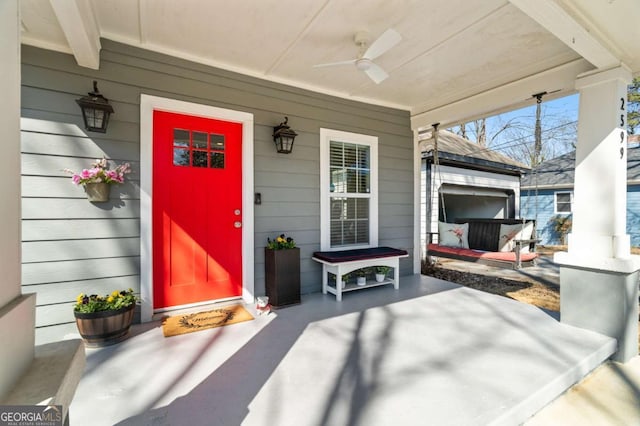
69, 275, 616, 426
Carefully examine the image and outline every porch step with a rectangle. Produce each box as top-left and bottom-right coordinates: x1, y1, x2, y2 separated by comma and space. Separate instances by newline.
493, 332, 616, 425
2, 339, 85, 423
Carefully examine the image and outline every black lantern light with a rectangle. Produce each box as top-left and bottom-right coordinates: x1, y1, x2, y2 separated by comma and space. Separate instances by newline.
272, 116, 298, 154
76, 81, 114, 133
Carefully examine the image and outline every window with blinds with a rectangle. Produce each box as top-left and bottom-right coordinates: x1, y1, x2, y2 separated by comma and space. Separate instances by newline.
329, 142, 371, 247
320, 128, 378, 250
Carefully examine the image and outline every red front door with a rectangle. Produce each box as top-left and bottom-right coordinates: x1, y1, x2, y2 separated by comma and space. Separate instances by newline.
152, 110, 243, 309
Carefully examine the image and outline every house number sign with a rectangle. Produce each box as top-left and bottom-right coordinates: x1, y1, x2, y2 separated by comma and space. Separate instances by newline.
620, 96, 626, 160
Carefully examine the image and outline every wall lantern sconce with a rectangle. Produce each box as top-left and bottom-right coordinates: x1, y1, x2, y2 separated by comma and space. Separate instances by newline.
272, 116, 298, 154
76, 80, 114, 133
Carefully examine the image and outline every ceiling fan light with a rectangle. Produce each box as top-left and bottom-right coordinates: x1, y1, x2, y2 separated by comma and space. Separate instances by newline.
356, 58, 371, 71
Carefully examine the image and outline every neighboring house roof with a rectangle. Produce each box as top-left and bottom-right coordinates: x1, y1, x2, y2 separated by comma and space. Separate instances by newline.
521, 144, 640, 189
420, 129, 529, 175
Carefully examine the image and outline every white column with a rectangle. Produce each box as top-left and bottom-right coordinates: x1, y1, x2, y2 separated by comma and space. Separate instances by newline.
555, 65, 640, 362
0, 0, 37, 398
566, 66, 634, 262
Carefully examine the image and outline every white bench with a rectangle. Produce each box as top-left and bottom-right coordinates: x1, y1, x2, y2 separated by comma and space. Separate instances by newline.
312, 247, 409, 301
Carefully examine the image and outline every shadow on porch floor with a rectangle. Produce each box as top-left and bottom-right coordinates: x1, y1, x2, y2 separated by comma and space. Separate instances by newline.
69, 274, 613, 426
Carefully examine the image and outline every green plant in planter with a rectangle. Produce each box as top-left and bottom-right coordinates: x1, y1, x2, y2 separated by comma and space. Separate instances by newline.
356, 268, 368, 277
375, 266, 391, 275
74, 288, 137, 313
266, 233, 296, 249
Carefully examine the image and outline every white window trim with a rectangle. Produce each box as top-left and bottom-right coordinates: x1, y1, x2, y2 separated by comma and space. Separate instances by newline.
139, 94, 254, 322
320, 128, 378, 251
554, 191, 573, 214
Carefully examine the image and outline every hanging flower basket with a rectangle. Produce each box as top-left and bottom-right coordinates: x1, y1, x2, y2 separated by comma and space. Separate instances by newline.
65, 158, 131, 203
84, 182, 110, 202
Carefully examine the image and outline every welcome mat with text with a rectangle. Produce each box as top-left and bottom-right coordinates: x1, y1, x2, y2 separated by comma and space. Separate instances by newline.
162, 304, 254, 337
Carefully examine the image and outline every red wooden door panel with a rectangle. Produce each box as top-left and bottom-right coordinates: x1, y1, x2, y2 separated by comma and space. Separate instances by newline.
153, 110, 243, 308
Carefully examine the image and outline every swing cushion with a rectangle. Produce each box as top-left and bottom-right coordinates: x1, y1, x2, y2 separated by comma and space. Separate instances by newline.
427, 218, 538, 269
438, 222, 469, 249
427, 244, 538, 263
498, 222, 534, 253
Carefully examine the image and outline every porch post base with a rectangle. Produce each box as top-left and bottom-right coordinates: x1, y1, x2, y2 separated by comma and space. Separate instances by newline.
557, 261, 639, 363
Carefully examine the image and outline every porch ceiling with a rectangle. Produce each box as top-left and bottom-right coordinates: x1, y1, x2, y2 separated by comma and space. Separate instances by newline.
19, 0, 640, 128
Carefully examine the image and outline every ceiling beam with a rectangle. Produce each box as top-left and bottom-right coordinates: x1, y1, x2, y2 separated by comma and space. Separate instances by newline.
410, 58, 593, 131
49, 0, 101, 69
508, 0, 619, 69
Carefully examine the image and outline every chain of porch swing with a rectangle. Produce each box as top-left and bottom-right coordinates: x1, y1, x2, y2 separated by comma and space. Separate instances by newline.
524, 92, 545, 237
431, 122, 447, 224
432, 91, 545, 238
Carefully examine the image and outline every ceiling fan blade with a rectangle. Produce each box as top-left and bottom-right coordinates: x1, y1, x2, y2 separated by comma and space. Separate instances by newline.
364, 62, 389, 84
364, 28, 401, 60
313, 59, 357, 68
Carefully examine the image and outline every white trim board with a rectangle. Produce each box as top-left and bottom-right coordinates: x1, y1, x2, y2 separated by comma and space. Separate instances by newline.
139, 94, 255, 322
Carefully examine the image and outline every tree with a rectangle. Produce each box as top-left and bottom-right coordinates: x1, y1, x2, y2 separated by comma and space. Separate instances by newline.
449, 106, 576, 167
628, 76, 640, 135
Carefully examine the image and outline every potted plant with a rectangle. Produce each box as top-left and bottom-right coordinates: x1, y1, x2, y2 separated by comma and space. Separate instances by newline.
74, 288, 138, 347
65, 158, 131, 202
375, 266, 391, 282
356, 268, 368, 286
265, 234, 300, 307
340, 272, 351, 288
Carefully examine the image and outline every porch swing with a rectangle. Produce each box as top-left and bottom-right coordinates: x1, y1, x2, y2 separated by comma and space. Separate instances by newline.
425, 104, 541, 269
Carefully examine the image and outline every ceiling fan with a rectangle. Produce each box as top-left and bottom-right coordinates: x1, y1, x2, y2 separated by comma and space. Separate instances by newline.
313, 29, 402, 84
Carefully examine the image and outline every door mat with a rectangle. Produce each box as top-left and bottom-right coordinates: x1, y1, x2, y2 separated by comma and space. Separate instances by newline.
162, 304, 254, 337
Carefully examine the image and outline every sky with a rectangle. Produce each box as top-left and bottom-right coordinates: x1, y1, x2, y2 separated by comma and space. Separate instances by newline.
455, 93, 580, 164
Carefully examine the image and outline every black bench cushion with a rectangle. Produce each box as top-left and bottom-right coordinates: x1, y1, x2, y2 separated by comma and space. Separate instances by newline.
313, 246, 408, 263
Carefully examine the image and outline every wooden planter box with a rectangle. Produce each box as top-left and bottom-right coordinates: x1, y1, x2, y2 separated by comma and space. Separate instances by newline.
265, 247, 301, 307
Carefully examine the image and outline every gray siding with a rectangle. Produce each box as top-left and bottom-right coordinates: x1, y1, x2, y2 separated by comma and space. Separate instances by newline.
21, 40, 413, 344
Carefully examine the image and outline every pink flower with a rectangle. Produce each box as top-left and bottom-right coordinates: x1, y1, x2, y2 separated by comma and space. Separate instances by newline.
448, 227, 465, 246
106, 170, 124, 183
65, 158, 131, 186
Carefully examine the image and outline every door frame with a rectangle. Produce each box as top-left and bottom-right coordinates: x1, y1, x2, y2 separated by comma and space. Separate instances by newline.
140, 94, 255, 322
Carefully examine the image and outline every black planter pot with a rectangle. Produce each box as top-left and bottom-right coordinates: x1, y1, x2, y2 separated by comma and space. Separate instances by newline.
265, 248, 301, 307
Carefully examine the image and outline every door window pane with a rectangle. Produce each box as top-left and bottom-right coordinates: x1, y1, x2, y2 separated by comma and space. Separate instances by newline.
192, 150, 208, 168
210, 152, 224, 169
173, 129, 189, 147
210, 134, 225, 150
193, 132, 208, 149
173, 148, 190, 166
